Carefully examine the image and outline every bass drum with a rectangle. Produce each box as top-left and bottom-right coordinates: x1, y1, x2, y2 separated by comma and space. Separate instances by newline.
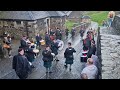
56, 39, 64, 51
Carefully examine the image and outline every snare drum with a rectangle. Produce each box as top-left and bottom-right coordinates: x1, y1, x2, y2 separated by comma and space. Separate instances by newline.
33, 49, 39, 53
81, 55, 87, 62
40, 40, 45, 45
56, 39, 64, 51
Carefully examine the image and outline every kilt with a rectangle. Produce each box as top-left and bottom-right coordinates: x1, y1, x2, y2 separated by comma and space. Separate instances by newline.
65, 58, 74, 65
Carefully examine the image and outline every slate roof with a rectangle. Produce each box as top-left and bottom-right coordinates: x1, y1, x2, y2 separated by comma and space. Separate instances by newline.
61, 11, 72, 16
82, 15, 91, 19
0, 11, 66, 21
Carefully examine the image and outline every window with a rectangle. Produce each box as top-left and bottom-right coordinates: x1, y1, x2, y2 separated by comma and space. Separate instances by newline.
16, 21, 21, 25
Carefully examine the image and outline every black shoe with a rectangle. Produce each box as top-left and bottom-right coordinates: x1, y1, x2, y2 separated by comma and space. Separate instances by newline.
49, 71, 52, 73
64, 65, 67, 68
46, 72, 49, 73
56, 59, 59, 61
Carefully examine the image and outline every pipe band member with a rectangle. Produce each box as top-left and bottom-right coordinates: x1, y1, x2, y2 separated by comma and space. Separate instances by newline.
42, 45, 53, 73
64, 42, 76, 71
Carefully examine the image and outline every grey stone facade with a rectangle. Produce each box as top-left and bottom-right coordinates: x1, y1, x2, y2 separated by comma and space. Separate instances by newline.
100, 27, 120, 79
0, 17, 66, 39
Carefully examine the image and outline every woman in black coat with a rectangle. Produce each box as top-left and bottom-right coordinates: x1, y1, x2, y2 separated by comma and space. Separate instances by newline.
64, 42, 76, 71
42, 45, 53, 73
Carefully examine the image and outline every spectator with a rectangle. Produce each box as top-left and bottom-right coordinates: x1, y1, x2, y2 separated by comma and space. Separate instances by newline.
12, 48, 31, 79
81, 58, 98, 79
81, 73, 88, 79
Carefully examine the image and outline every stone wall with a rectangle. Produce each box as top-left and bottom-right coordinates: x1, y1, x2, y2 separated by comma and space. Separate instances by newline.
35, 18, 47, 39
50, 17, 65, 30
111, 15, 120, 30
67, 18, 80, 24
100, 27, 120, 79
0, 17, 66, 40
0, 27, 27, 39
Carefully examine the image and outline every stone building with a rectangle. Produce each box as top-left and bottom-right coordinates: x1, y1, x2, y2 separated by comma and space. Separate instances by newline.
62, 11, 84, 23
81, 15, 91, 24
0, 11, 66, 39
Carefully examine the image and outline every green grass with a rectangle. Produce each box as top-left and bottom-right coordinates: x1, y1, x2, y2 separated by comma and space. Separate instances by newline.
65, 20, 75, 31
85, 11, 109, 26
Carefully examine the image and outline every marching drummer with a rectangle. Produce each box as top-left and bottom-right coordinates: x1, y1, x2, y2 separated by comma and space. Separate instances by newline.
64, 42, 76, 71
50, 39, 60, 61
25, 42, 37, 68
42, 45, 53, 73
3, 33, 12, 58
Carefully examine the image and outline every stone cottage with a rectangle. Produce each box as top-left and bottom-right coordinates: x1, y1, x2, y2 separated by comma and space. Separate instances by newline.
62, 11, 84, 23
0, 11, 66, 39
81, 15, 91, 24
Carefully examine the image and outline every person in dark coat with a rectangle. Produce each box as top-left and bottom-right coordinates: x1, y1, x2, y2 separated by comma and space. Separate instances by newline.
64, 42, 76, 71
79, 27, 84, 38
42, 45, 53, 73
50, 39, 60, 61
83, 35, 91, 51
12, 48, 31, 79
25, 42, 36, 68
20, 36, 28, 51
56, 28, 62, 40
91, 40, 96, 55
71, 28, 76, 37
45, 32, 51, 46
87, 40, 96, 58
35, 33, 42, 49
50, 29, 54, 35
65, 28, 69, 38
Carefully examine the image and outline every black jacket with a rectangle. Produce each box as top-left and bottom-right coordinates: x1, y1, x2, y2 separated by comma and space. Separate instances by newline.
84, 38, 91, 48
64, 47, 76, 59
87, 45, 96, 58
25, 47, 35, 62
12, 54, 31, 78
51, 42, 59, 55
42, 50, 53, 62
20, 39, 28, 50
36, 35, 42, 42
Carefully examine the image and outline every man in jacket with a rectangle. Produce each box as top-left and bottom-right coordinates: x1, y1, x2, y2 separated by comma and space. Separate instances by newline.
25, 42, 36, 68
20, 36, 28, 51
51, 39, 60, 61
81, 58, 98, 79
12, 48, 31, 79
35, 33, 42, 50
64, 42, 76, 71
42, 45, 53, 73
45, 32, 51, 46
